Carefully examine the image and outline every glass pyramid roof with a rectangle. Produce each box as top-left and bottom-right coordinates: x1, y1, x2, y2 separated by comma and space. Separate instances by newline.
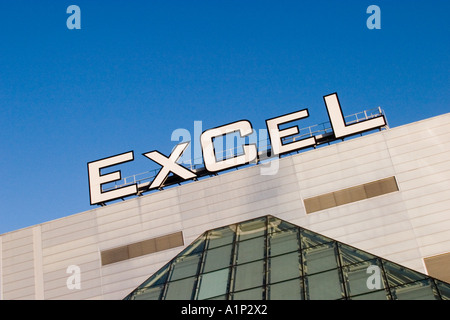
124, 215, 450, 300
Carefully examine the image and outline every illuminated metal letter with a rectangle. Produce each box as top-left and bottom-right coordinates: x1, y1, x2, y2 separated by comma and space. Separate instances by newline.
143, 142, 197, 190
87, 151, 137, 205
265, 109, 316, 156
324, 92, 386, 139
201, 120, 257, 172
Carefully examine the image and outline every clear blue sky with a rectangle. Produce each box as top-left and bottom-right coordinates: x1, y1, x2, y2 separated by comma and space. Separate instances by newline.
0, 0, 449, 234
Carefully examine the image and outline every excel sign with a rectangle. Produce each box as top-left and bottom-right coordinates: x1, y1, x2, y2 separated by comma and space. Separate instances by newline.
87, 93, 386, 205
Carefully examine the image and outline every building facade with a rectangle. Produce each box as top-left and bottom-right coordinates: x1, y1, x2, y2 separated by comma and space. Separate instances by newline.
0, 112, 449, 300
124, 215, 450, 300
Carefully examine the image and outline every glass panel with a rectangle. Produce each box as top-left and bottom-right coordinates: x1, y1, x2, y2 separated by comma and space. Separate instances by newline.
177, 235, 205, 256
269, 229, 300, 256
237, 217, 266, 241
436, 280, 450, 300
303, 242, 338, 275
139, 263, 169, 289
269, 251, 302, 283
268, 216, 297, 234
343, 260, 385, 297
338, 243, 377, 266
306, 269, 344, 300
234, 260, 265, 292
383, 261, 427, 287
170, 253, 202, 281
236, 236, 265, 264
207, 226, 236, 249
350, 290, 390, 300
391, 279, 439, 300
197, 268, 230, 300
203, 244, 233, 273
133, 285, 164, 300
164, 277, 196, 300
300, 228, 333, 249
232, 287, 264, 300
269, 278, 303, 300
207, 295, 227, 300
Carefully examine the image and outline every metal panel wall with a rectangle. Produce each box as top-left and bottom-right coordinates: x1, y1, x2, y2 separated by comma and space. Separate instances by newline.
0, 113, 449, 299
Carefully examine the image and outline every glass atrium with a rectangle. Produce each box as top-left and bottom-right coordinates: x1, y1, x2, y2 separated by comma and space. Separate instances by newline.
124, 215, 450, 300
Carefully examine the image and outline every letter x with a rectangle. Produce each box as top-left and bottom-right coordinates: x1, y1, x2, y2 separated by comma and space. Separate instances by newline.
143, 142, 197, 190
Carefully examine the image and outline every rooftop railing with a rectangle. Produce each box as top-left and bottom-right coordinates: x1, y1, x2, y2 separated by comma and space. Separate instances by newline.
102, 107, 387, 193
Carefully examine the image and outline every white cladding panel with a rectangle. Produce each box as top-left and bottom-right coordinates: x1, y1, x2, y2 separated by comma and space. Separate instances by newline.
1, 113, 449, 299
